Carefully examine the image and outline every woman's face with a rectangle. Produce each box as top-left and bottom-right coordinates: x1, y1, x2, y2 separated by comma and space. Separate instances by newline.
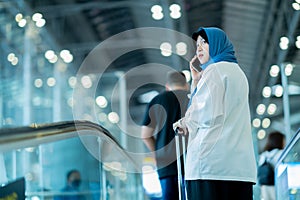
196, 35, 210, 64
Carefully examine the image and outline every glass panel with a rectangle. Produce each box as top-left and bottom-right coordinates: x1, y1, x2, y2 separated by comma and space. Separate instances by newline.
0, 128, 143, 200
275, 129, 300, 200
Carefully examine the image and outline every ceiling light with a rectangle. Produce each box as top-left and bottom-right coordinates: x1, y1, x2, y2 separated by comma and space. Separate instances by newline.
169, 4, 181, 19
151, 5, 163, 13
18, 19, 27, 27
7, 53, 15, 62
262, 86, 272, 98
262, 118, 271, 128
269, 65, 280, 77
279, 37, 289, 50
96, 96, 108, 108
292, 2, 300, 10
48, 54, 58, 63
108, 112, 119, 124
267, 103, 277, 115
160, 42, 172, 56
34, 79, 43, 88
11, 57, 18, 66
32, 13, 43, 22
252, 118, 261, 128
151, 5, 164, 20
285, 64, 294, 76
68, 76, 77, 88
257, 129, 266, 140
295, 36, 300, 49
47, 77, 56, 87
45, 50, 55, 60
15, 13, 23, 22
274, 85, 283, 97
81, 75, 93, 89
35, 18, 46, 27
176, 42, 187, 55
256, 104, 266, 115
152, 13, 164, 20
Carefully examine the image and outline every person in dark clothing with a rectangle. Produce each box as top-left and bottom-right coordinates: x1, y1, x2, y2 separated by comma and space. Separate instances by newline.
141, 71, 189, 200
54, 169, 85, 200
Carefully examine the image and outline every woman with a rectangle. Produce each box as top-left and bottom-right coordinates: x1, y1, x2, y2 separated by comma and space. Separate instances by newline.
173, 27, 257, 199
258, 131, 285, 200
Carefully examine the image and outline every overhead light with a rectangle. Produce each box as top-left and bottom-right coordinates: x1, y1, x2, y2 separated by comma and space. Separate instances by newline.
169, 4, 181, 19
45, 50, 55, 60
295, 36, 300, 49
96, 96, 108, 108
176, 42, 187, 55
32, 13, 43, 22
274, 85, 283, 97
262, 86, 272, 98
35, 18, 46, 27
18, 18, 27, 27
151, 5, 164, 20
285, 64, 294, 76
269, 65, 280, 77
257, 129, 266, 140
34, 79, 43, 88
279, 36, 289, 50
15, 13, 23, 22
68, 76, 77, 88
252, 118, 261, 128
160, 42, 172, 56
262, 118, 271, 129
81, 75, 93, 89
108, 112, 119, 124
256, 104, 266, 115
60, 49, 73, 63
267, 103, 277, 115
292, 2, 300, 10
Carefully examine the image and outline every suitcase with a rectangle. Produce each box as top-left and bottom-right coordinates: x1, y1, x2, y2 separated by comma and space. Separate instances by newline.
175, 130, 188, 200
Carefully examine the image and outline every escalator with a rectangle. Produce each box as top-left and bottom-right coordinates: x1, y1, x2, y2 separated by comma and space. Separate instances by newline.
0, 120, 144, 200
275, 128, 300, 200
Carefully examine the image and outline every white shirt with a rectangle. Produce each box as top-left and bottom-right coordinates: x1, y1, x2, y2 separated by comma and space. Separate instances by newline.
183, 61, 257, 183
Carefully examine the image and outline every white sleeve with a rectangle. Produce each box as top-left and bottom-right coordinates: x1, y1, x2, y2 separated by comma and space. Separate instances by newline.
183, 68, 225, 134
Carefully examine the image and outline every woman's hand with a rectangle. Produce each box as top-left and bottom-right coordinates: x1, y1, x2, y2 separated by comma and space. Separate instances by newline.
173, 119, 189, 135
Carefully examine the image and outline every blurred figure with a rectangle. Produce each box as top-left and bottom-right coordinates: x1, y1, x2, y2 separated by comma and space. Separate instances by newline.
54, 169, 85, 200
141, 71, 189, 200
258, 131, 286, 200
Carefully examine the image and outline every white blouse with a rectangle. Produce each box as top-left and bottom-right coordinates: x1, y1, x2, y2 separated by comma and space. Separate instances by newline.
182, 61, 257, 183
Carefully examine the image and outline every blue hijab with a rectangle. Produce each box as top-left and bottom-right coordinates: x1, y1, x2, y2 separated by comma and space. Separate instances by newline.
193, 27, 238, 70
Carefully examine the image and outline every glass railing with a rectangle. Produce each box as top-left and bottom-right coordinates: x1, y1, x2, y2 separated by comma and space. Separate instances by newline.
275, 128, 300, 200
0, 120, 144, 200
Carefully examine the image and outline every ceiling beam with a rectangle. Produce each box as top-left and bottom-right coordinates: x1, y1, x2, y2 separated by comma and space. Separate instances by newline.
34, 1, 156, 18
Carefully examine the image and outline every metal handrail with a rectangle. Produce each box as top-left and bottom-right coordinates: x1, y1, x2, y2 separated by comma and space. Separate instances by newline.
0, 120, 138, 170
276, 128, 300, 166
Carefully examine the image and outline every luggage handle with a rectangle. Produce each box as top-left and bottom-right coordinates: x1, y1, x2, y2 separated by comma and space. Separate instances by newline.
175, 128, 188, 200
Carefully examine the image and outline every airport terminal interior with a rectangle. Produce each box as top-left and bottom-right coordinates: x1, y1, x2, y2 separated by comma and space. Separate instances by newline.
0, 0, 300, 199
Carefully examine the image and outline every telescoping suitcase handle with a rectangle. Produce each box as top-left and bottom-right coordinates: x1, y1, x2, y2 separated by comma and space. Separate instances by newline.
175, 128, 188, 200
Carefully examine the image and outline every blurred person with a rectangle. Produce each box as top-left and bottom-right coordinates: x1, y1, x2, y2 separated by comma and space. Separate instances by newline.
173, 27, 257, 200
54, 169, 85, 200
141, 71, 189, 200
258, 131, 286, 200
